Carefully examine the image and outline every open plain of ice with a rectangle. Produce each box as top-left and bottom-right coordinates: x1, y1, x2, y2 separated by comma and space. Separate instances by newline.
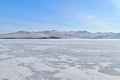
0, 39, 120, 80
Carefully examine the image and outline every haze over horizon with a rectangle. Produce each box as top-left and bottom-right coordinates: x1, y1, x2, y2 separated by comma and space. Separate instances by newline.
1, 0, 120, 33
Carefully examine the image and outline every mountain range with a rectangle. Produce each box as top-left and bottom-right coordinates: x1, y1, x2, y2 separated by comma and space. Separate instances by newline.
0, 30, 120, 39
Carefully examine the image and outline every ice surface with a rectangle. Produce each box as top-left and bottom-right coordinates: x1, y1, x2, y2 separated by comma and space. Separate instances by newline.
0, 39, 120, 80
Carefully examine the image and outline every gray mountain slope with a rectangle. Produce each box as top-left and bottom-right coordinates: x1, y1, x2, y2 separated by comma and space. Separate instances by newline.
1, 30, 120, 39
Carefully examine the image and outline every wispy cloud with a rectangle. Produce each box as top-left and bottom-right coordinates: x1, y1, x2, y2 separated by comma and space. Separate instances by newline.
110, 0, 120, 9
1, 0, 120, 33
0, 18, 78, 32
59, 7, 113, 32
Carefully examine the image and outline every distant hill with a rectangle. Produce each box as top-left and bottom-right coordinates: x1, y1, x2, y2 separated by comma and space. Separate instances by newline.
1, 30, 120, 39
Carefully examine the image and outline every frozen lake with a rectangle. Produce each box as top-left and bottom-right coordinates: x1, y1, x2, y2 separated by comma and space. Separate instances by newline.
0, 39, 120, 80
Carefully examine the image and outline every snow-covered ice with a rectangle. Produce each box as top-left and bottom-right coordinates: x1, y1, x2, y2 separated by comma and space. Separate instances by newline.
0, 39, 120, 80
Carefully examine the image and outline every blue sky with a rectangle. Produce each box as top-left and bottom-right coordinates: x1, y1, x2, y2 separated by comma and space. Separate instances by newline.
1, 0, 120, 33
